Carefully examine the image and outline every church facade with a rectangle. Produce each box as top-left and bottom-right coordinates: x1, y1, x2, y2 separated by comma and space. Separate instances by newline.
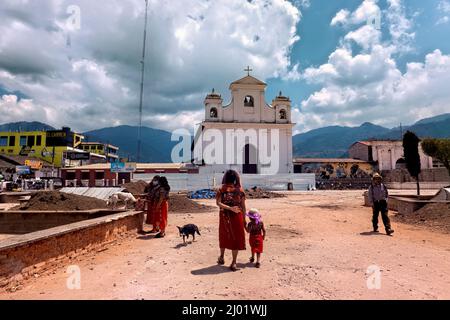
193, 72, 294, 175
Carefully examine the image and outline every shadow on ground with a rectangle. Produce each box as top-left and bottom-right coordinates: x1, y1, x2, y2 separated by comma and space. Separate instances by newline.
360, 231, 388, 236
191, 263, 253, 275
173, 242, 193, 249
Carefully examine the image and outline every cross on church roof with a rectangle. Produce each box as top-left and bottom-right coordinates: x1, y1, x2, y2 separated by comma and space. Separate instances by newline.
244, 66, 253, 76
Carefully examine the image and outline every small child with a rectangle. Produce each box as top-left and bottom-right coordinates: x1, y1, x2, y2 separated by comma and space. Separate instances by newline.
246, 208, 266, 268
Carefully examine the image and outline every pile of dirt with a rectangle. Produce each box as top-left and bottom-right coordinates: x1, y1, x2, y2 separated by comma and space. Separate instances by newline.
394, 202, 450, 233
20, 191, 108, 211
169, 193, 215, 213
245, 187, 286, 199
123, 180, 148, 195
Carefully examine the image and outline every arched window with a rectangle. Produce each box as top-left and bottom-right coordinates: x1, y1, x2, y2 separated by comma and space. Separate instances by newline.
210, 108, 218, 118
279, 109, 287, 120
244, 95, 254, 107
396, 158, 406, 169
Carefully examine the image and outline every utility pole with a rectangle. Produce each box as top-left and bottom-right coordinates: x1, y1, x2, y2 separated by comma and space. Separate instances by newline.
137, 0, 149, 163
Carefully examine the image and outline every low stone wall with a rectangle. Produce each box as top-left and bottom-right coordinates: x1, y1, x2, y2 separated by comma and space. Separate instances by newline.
0, 192, 34, 204
0, 211, 142, 291
382, 168, 450, 183
363, 192, 449, 215
0, 209, 126, 234
385, 182, 449, 190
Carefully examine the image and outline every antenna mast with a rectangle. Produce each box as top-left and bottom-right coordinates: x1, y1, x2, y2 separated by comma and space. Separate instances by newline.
137, 0, 149, 162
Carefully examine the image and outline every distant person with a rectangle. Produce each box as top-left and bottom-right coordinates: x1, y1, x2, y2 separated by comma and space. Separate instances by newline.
153, 176, 170, 238
216, 170, 247, 272
368, 173, 394, 236
246, 208, 266, 268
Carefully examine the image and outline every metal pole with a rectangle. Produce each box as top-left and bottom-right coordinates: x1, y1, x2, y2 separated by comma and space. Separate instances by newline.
137, 0, 149, 163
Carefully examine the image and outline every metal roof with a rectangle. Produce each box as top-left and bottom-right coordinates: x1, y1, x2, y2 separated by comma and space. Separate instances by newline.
60, 187, 125, 201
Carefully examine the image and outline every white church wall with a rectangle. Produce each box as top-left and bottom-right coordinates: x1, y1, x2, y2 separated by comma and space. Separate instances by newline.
196, 73, 295, 177
133, 172, 316, 192
196, 125, 293, 174
222, 102, 234, 122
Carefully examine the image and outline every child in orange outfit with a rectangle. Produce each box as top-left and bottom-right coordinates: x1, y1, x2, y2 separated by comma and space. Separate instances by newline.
246, 208, 266, 268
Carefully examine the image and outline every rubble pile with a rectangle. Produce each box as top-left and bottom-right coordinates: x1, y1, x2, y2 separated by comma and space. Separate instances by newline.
394, 202, 450, 234
122, 180, 148, 195
169, 193, 215, 213
245, 187, 286, 199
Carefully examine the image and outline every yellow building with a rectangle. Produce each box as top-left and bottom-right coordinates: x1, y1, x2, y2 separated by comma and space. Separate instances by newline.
0, 127, 85, 168
79, 142, 119, 163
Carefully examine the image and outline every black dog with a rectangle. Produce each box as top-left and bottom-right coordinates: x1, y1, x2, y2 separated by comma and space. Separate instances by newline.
177, 224, 201, 244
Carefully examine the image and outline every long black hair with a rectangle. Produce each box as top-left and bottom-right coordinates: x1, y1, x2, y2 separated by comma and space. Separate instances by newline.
158, 176, 171, 192
222, 170, 241, 188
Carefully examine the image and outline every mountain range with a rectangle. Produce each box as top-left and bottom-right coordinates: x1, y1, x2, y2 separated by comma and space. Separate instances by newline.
294, 113, 450, 158
1, 113, 450, 162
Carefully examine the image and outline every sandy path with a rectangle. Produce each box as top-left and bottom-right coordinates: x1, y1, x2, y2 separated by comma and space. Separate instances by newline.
2, 191, 450, 300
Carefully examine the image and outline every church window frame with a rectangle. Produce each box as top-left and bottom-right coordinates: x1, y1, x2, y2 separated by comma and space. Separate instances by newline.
210, 107, 218, 119
279, 109, 287, 120
244, 95, 254, 107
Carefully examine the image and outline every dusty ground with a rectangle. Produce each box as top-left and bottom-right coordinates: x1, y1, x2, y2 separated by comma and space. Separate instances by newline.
1, 190, 450, 300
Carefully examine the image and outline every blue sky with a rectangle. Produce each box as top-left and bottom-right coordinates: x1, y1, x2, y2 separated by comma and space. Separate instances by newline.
0, 0, 449, 133
266, 0, 450, 121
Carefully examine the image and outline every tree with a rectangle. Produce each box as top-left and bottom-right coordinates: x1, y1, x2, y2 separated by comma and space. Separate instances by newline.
422, 138, 450, 182
403, 131, 421, 195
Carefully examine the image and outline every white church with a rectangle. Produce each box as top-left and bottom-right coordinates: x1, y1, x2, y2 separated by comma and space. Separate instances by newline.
191, 68, 315, 192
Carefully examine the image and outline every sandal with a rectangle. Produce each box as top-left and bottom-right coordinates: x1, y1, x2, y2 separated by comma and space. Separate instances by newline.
155, 232, 165, 238
217, 256, 225, 265
255, 262, 261, 268
230, 264, 238, 272
249, 257, 255, 263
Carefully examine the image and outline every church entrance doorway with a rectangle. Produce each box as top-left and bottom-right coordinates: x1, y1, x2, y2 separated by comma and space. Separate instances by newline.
243, 143, 258, 174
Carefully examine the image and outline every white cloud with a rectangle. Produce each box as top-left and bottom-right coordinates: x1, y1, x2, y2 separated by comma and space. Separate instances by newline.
330, 0, 380, 26
438, 0, 450, 13
298, 0, 448, 133
437, 0, 450, 25
0, 0, 302, 132
385, 0, 416, 54
331, 9, 350, 26
344, 24, 381, 50
0, 95, 51, 125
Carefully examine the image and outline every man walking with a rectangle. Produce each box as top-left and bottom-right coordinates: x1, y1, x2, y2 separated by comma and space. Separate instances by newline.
368, 173, 395, 236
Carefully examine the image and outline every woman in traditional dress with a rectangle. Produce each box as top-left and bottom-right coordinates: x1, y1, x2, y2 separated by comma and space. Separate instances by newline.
144, 175, 161, 233
215, 170, 247, 271
153, 176, 170, 238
